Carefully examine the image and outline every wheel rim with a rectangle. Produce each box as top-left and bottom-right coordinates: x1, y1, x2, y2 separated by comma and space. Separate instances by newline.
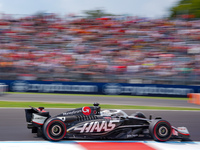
51, 125, 62, 136
152, 120, 172, 141
158, 126, 168, 137
46, 120, 66, 140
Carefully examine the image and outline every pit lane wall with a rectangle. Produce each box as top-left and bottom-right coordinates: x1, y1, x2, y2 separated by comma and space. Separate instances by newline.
0, 80, 198, 97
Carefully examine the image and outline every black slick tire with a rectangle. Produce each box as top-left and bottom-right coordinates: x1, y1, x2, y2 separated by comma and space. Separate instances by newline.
43, 118, 66, 141
149, 119, 172, 142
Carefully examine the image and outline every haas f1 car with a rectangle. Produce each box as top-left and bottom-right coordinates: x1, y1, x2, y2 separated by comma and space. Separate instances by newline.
25, 103, 190, 141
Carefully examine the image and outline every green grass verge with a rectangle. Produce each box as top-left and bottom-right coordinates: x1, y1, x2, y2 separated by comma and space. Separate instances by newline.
6, 92, 188, 101
0, 101, 199, 111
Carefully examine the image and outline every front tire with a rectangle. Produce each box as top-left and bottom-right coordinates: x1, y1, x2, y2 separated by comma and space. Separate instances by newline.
43, 118, 66, 141
149, 120, 172, 142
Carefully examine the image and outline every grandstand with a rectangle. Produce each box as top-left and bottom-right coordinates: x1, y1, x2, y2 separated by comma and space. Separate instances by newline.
0, 13, 200, 85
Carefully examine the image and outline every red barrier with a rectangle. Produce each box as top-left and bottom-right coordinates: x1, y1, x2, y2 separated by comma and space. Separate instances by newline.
188, 93, 200, 105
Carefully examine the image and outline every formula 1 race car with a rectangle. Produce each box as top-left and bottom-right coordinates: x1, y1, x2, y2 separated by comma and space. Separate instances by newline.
25, 103, 190, 141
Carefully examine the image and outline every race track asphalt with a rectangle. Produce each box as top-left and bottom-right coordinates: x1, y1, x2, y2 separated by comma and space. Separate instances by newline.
0, 108, 200, 141
0, 93, 200, 141
1, 93, 200, 108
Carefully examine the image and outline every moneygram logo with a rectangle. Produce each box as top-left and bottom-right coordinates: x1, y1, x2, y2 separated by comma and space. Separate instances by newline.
11, 81, 29, 92
103, 83, 122, 95
82, 106, 91, 115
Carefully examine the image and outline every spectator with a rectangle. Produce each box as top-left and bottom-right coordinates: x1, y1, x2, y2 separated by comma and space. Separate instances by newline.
0, 13, 200, 84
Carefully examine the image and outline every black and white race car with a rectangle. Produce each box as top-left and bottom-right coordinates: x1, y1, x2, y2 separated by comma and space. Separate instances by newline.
25, 103, 190, 141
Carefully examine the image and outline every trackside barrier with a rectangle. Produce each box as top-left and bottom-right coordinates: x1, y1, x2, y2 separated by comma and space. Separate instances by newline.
0, 84, 7, 95
0, 80, 200, 97
188, 93, 200, 105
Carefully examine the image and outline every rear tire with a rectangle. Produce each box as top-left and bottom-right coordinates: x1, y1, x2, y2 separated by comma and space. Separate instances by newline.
149, 120, 172, 142
43, 118, 66, 141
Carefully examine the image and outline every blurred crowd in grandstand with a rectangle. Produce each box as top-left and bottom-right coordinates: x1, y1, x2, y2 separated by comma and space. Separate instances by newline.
0, 13, 200, 85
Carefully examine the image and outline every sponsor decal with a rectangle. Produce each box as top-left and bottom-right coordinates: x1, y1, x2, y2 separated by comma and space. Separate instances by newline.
74, 120, 119, 133
32, 113, 47, 125
103, 83, 193, 96
177, 127, 189, 134
82, 107, 91, 115
127, 134, 138, 138
9, 80, 193, 96
11, 81, 29, 92
11, 81, 98, 93
103, 83, 122, 95
57, 117, 66, 121
63, 110, 82, 115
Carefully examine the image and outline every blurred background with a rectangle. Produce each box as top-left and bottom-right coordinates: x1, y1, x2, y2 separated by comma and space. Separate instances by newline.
0, 0, 200, 85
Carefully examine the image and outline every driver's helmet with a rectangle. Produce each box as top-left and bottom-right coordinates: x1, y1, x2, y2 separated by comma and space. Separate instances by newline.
100, 110, 111, 116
